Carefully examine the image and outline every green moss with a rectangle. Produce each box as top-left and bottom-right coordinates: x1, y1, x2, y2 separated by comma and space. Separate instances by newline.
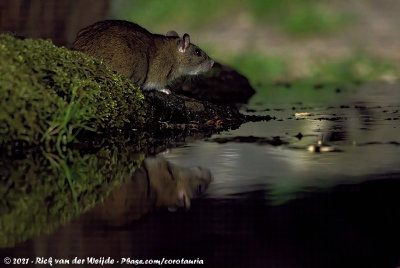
0, 34, 146, 149
0, 145, 145, 248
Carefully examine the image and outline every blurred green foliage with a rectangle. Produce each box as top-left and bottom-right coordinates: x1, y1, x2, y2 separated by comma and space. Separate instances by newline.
313, 53, 398, 82
224, 53, 289, 85
245, 0, 351, 35
112, 0, 399, 89
112, 0, 349, 35
112, 0, 234, 31
223, 52, 399, 87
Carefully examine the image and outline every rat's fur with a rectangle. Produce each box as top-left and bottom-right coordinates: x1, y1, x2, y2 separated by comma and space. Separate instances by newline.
72, 20, 214, 90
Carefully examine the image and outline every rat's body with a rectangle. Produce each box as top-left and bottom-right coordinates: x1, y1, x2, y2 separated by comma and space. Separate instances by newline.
72, 20, 214, 91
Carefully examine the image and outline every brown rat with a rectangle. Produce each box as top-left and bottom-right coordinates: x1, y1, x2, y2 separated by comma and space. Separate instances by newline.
72, 20, 214, 92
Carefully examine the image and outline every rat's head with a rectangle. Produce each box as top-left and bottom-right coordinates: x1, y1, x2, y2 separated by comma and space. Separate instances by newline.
167, 31, 214, 77
145, 157, 213, 211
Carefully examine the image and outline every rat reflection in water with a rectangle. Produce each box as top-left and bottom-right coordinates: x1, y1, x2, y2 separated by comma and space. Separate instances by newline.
89, 157, 213, 226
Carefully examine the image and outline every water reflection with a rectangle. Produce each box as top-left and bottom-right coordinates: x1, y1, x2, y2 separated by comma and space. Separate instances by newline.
0, 147, 212, 248
164, 83, 400, 204
91, 157, 213, 226
3, 175, 399, 267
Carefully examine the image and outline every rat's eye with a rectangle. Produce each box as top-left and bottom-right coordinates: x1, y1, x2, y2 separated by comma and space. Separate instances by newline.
194, 48, 201, 56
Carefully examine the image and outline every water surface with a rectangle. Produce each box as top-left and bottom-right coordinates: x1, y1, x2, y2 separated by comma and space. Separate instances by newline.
2, 83, 400, 268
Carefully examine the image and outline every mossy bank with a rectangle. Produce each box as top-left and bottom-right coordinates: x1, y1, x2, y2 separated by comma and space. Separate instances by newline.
0, 35, 148, 247
0, 34, 146, 150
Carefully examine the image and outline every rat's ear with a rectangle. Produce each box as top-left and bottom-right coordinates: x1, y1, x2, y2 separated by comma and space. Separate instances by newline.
178, 33, 190, 53
166, 30, 179, 37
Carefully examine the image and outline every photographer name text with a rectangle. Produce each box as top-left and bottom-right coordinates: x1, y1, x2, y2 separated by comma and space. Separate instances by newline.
3, 257, 204, 266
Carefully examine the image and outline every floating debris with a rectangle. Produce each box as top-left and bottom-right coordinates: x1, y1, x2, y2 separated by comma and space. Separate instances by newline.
295, 112, 314, 118
295, 133, 304, 140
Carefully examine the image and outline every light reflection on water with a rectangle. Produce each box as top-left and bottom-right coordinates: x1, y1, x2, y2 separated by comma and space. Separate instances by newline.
164, 83, 400, 203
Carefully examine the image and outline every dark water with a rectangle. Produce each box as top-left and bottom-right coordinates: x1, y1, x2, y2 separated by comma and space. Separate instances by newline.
2, 83, 400, 267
